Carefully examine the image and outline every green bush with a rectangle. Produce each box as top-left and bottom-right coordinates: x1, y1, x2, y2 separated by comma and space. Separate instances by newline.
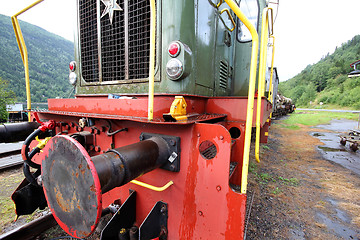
279, 35, 360, 109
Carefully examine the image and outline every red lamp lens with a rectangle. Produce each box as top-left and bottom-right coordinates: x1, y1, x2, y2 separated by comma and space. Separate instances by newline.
69, 61, 76, 71
168, 42, 180, 57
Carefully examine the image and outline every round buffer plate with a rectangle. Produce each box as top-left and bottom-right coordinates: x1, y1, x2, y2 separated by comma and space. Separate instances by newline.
42, 135, 102, 239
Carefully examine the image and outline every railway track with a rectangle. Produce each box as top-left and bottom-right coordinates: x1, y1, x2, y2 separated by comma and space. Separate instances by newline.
0, 142, 59, 240
0, 142, 23, 170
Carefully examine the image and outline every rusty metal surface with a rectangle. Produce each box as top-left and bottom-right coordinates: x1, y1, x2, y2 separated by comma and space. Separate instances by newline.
340, 130, 360, 152
42, 135, 102, 239
34, 108, 226, 125
206, 97, 272, 127
43, 96, 272, 126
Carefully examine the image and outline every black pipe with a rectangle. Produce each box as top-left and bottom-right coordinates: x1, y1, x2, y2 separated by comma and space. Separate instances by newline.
0, 122, 40, 143
23, 163, 40, 186
92, 136, 171, 193
22, 129, 43, 169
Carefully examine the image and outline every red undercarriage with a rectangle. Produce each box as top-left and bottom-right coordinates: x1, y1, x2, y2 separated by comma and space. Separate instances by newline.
30, 94, 272, 239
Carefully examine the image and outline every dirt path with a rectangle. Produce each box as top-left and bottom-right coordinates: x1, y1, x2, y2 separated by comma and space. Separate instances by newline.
246, 120, 360, 239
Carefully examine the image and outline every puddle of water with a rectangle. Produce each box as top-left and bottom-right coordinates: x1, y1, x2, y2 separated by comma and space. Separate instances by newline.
311, 119, 360, 176
312, 133, 324, 137
289, 227, 306, 240
315, 119, 358, 132
318, 146, 347, 152
316, 212, 358, 239
325, 198, 351, 223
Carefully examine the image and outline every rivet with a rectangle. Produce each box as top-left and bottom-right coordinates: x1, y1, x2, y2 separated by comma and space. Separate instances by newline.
198, 211, 203, 216
216, 185, 221, 191
220, 136, 224, 140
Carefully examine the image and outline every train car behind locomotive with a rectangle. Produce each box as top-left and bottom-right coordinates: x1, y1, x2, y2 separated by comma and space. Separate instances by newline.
2, 0, 279, 239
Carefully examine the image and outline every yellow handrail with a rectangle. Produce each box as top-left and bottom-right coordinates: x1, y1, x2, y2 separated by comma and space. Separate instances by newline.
255, 7, 273, 163
219, 8, 236, 32
223, 0, 259, 194
11, 0, 44, 121
267, 35, 276, 103
131, 180, 174, 192
147, 0, 156, 121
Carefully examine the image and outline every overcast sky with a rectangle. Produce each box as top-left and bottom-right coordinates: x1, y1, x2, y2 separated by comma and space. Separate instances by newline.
0, 0, 76, 41
274, 0, 360, 80
1, 0, 360, 81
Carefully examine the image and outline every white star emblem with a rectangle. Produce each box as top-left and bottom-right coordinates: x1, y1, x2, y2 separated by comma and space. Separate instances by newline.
100, 0, 123, 24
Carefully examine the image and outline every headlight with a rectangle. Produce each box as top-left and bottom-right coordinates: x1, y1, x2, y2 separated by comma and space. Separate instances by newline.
166, 59, 183, 80
69, 72, 77, 85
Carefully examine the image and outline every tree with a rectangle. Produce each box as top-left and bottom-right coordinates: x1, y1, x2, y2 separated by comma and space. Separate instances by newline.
0, 77, 16, 122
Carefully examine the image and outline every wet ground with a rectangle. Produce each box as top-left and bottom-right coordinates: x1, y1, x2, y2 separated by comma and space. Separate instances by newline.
246, 116, 360, 240
312, 119, 360, 176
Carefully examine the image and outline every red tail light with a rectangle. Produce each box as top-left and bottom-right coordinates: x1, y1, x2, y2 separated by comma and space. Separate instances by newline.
168, 42, 180, 57
69, 61, 76, 71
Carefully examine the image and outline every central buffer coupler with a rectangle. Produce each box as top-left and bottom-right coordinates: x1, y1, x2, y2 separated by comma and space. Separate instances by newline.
41, 133, 180, 239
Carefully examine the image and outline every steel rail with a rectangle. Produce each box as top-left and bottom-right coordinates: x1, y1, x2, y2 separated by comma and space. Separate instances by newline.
0, 213, 56, 240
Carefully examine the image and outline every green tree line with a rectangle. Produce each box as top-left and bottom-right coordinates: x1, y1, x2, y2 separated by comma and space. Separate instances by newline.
0, 14, 74, 103
279, 35, 360, 109
0, 78, 16, 121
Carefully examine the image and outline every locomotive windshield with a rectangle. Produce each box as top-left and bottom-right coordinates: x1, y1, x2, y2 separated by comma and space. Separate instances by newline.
237, 0, 260, 42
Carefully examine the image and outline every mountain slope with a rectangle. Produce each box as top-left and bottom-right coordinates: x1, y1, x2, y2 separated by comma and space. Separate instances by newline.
279, 35, 360, 109
0, 14, 74, 102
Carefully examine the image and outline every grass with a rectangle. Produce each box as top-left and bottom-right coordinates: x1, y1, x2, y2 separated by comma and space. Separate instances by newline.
262, 145, 270, 150
279, 111, 359, 129
278, 176, 299, 186
250, 163, 300, 187
0, 171, 24, 231
272, 187, 281, 195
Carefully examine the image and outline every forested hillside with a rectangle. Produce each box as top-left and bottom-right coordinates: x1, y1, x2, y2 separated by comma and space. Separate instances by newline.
0, 14, 74, 102
279, 35, 360, 109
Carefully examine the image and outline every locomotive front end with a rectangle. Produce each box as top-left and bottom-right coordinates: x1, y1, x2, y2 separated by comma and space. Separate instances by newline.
7, 0, 278, 239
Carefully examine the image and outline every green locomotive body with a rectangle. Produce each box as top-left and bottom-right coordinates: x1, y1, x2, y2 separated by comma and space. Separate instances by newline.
73, 0, 266, 97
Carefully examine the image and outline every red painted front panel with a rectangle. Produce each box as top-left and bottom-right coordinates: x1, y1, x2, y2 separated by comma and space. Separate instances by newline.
101, 123, 247, 239
31, 95, 275, 239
